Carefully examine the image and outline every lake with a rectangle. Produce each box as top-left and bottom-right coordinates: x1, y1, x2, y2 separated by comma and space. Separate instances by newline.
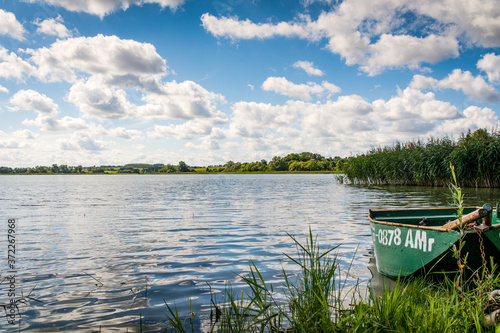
0, 174, 499, 332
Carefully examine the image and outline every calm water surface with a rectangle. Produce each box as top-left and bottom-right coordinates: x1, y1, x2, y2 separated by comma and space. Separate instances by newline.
0, 174, 499, 332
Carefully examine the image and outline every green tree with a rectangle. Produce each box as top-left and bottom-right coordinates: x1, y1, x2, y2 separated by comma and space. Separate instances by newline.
160, 164, 176, 173
178, 161, 189, 172
268, 156, 289, 171
223, 161, 241, 172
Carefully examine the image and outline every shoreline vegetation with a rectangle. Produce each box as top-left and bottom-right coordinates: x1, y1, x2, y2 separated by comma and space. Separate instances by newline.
344, 129, 500, 188
0, 152, 347, 175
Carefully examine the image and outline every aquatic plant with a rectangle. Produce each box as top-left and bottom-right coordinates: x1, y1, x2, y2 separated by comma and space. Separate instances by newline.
344, 129, 500, 188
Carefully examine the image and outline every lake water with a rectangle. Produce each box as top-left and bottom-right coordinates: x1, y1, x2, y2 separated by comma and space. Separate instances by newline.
0, 174, 499, 332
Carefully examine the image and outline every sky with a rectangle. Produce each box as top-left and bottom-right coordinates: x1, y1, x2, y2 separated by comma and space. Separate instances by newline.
0, 0, 499, 167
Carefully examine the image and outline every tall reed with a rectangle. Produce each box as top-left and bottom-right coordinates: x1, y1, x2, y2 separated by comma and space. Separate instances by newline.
344, 129, 500, 187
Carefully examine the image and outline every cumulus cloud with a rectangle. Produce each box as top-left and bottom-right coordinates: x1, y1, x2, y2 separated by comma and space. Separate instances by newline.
411, 0, 500, 48
0, 9, 25, 40
151, 119, 217, 140
10, 89, 87, 131
26, 34, 167, 83
19, 35, 227, 124
228, 101, 301, 139
293, 60, 325, 76
201, 0, 500, 75
220, 81, 498, 157
13, 129, 38, 139
439, 69, 500, 103
409, 74, 439, 90
360, 34, 459, 75
35, 15, 73, 38
435, 106, 500, 135
477, 53, 500, 82
410, 69, 500, 103
107, 127, 143, 140
138, 80, 226, 120
372, 87, 460, 123
200, 13, 318, 40
23, 115, 88, 131
262, 77, 340, 101
301, 95, 375, 137
0, 139, 21, 149
10, 89, 59, 115
68, 75, 136, 119
0, 47, 35, 81
27, 0, 186, 18
59, 132, 106, 151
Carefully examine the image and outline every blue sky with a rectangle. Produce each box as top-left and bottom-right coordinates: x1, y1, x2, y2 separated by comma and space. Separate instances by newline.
0, 0, 499, 167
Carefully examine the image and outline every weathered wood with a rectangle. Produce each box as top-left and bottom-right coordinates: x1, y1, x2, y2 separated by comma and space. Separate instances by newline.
442, 204, 493, 230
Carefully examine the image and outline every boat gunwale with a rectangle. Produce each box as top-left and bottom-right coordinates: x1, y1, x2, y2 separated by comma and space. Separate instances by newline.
368, 206, 500, 232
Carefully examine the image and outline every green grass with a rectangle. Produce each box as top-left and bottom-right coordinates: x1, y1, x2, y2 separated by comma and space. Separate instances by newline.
165, 228, 500, 332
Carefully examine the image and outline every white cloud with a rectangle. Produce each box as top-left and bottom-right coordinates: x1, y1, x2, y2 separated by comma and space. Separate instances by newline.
59, 132, 106, 151
411, 0, 500, 48
439, 69, 500, 103
409, 75, 439, 90
0, 138, 22, 149
23, 115, 88, 131
68, 75, 136, 120
138, 80, 226, 121
13, 129, 38, 139
35, 15, 73, 38
434, 106, 500, 135
200, 13, 320, 40
10, 89, 88, 131
301, 95, 375, 138
228, 101, 300, 139
477, 53, 500, 82
151, 119, 218, 140
201, 0, 500, 75
361, 33, 459, 75
107, 127, 143, 140
27, 34, 167, 83
28, 0, 186, 18
413, 69, 500, 103
0, 9, 25, 40
10, 89, 59, 115
0, 46, 35, 81
293, 60, 325, 76
372, 87, 460, 123
0, 85, 9, 93
262, 77, 340, 101
221, 82, 495, 157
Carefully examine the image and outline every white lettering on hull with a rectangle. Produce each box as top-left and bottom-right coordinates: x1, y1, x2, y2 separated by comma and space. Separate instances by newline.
377, 227, 435, 252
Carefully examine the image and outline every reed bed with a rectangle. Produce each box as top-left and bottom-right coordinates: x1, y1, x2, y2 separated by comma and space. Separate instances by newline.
344, 129, 500, 187
165, 229, 500, 332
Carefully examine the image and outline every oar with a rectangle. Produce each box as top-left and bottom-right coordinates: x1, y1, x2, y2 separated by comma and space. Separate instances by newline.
441, 203, 493, 230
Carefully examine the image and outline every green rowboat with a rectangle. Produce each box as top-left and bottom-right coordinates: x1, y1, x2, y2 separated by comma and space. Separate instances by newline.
368, 204, 500, 278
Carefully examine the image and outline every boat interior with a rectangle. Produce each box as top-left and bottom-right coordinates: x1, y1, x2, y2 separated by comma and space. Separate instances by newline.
369, 205, 500, 228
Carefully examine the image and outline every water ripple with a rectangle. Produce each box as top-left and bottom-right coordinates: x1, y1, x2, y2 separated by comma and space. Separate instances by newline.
0, 174, 499, 331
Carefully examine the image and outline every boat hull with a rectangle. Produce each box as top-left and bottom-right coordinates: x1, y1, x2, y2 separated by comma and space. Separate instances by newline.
369, 207, 500, 278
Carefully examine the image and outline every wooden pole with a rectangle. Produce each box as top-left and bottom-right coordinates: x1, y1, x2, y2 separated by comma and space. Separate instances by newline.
442, 204, 493, 230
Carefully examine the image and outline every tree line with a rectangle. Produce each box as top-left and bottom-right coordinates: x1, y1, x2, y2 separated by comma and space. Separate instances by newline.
0, 153, 346, 174
220, 152, 345, 173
